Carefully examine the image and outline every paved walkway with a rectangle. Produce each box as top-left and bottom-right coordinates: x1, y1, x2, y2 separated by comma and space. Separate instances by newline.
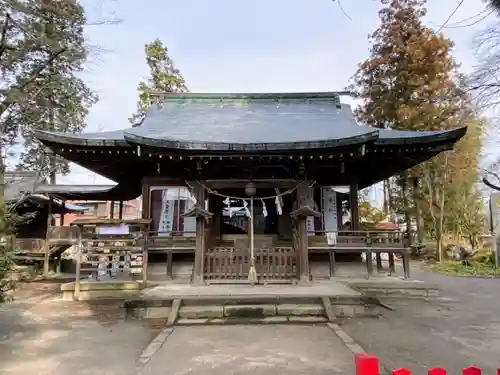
0, 295, 153, 375
342, 265, 500, 374
5, 264, 500, 375
138, 325, 356, 375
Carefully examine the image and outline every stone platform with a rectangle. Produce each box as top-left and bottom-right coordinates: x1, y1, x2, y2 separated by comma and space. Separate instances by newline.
61, 280, 146, 301
125, 281, 382, 325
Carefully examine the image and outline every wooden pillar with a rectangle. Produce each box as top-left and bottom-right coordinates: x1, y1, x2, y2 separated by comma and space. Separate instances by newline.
142, 228, 148, 284
207, 195, 221, 246
74, 225, 82, 300
43, 197, 53, 277
109, 200, 115, 219
291, 181, 320, 284
60, 200, 66, 226
186, 183, 213, 285
349, 183, 360, 229
213, 197, 221, 241
118, 200, 124, 219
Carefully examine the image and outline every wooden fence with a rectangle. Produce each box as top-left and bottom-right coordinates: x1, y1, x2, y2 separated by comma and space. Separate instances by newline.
355, 353, 489, 375
204, 246, 296, 283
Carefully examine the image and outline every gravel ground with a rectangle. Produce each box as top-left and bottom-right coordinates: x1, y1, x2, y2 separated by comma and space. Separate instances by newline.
0, 283, 155, 375
342, 265, 500, 374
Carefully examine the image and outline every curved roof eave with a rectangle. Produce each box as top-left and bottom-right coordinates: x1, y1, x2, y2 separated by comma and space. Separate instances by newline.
375, 126, 467, 146
34, 129, 130, 147
122, 131, 380, 152
35, 182, 142, 201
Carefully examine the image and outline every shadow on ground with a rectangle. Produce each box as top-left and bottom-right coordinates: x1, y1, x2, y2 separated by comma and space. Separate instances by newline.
342, 265, 500, 374
0, 282, 155, 375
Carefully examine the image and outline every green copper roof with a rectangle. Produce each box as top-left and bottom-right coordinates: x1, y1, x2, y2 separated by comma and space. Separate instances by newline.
33, 92, 466, 151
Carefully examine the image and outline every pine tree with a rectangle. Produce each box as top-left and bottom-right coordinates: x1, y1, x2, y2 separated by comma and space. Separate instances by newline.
129, 39, 188, 124
14, 0, 97, 183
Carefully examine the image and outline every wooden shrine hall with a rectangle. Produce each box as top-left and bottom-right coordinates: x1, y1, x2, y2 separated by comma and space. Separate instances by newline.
34, 92, 466, 284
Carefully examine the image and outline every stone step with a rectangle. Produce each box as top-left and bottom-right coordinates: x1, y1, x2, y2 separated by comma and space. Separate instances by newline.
126, 298, 381, 323
346, 280, 440, 299
176, 316, 329, 325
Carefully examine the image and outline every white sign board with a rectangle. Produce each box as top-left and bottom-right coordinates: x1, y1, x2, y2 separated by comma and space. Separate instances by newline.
97, 224, 129, 235
322, 188, 338, 232
307, 216, 315, 236
326, 232, 337, 245
158, 190, 175, 236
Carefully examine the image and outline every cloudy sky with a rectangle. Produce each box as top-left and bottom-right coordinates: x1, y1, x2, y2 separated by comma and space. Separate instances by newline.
60, 0, 496, 185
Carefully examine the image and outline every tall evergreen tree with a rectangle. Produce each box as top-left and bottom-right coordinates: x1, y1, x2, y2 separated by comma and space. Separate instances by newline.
350, 0, 484, 258
14, 0, 97, 183
350, 0, 461, 131
488, 0, 500, 12
129, 39, 188, 124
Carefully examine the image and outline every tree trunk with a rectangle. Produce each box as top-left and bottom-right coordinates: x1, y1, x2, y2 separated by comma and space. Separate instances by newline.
412, 178, 424, 243
401, 172, 411, 241
436, 236, 443, 262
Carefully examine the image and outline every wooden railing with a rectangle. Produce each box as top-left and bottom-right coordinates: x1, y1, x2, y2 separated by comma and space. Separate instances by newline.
147, 232, 196, 280
147, 231, 196, 251
204, 246, 296, 283
13, 238, 45, 254
47, 226, 80, 244
309, 230, 409, 249
309, 230, 411, 279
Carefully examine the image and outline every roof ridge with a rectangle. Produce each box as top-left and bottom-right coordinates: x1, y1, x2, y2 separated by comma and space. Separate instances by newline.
148, 91, 351, 103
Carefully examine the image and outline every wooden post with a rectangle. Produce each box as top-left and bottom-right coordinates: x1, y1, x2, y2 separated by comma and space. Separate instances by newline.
298, 218, 308, 282
166, 251, 173, 280
109, 200, 115, 219
365, 233, 373, 277
118, 201, 124, 220
193, 184, 206, 284
375, 252, 383, 273
74, 226, 82, 300
185, 182, 213, 285
328, 250, 336, 278
43, 197, 53, 277
290, 181, 320, 284
142, 228, 148, 284
207, 195, 221, 246
349, 183, 360, 229
388, 252, 396, 274
60, 200, 66, 225
194, 217, 206, 284
213, 197, 221, 241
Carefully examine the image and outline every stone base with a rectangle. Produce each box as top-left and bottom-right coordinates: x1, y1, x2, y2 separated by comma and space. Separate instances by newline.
61, 280, 146, 301
345, 279, 440, 299
124, 295, 381, 324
